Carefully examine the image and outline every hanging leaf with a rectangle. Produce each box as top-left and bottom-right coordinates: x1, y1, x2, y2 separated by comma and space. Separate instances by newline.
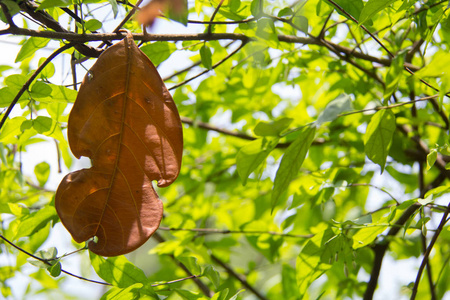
55, 32, 183, 256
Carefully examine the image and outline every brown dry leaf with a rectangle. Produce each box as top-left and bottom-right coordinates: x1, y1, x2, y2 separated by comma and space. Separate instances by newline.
55, 32, 183, 257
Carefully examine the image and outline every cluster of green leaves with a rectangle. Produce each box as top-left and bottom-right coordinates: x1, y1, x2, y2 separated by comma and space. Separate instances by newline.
2, 0, 450, 299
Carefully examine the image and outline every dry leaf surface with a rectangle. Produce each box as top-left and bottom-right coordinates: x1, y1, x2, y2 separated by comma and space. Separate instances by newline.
55, 32, 183, 256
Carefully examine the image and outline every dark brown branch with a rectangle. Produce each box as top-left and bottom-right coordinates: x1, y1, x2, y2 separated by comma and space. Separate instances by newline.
19, 0, 102, 57
410, 202, 450, 299
0, 42, 75, 131
1, 26, 421, 71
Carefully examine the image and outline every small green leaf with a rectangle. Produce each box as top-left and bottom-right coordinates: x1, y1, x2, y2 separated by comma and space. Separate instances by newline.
292, 15, 308, 33
364, 110, 396, 173
34, 161, 50, 187
254, 118, 293, 136
33, 116, 54, 134
359, 0, 397, 25
15, 206, 57, 240
278, 7, 293, 17
0, 0, 21, 23
141, 42, 177, 66
84, 19, 102, 32
229, 290, 245, 300
316, 94, 352, 125
27, 247, 58, 269
45, 84, 78, 102
47, 261, 61, 277
107, 0, 118, 18
177, 256, 201, 275
30, 81, 52, 99
203, 265, 220, 289
330, 0, 364, 20
89, 252, 148, 288
250, 0, 262, 16
237, 137, 279, 185
200, 45, 213, 70
211, 289, 229, 300
427, 149, 437, 171
272, 126, 316, 210
15, 38, 50, 63
100, 283, 144, 300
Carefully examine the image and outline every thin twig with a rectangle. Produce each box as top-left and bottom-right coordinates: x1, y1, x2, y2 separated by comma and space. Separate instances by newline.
0, 42, 75, 131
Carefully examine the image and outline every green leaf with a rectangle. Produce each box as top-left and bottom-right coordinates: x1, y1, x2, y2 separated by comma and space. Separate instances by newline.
15, 38, 50, 63
38, 0, 73, 9
278, 7, 293, 17
101, 283, 144, 300
254, 118, 293, 136
89, 252, 148, 288
107, 0, 119, 18
329, 0, 364, 20
203, 265, 220, 289
250, 0, 262, 17
0, 0, 21, 23
47, 261, 61, 277
316, 94, 352, 125
296, 228, 335, 299
15, 206, 57, 240
33, 116, 54, 134
30, 81, 52, 99
27, 247, 57, 269
34, 161, 50, 187
272, 126, 316, 210
45, 84, 78, 102
427, 149, 437, 171
281, 264, 297, 299
200, 45, 213, 70
229, 290, 245, 300
237, 137, 279, 185
359, 0, 397, 25
211, 289, 229, 300
177, 256, 201, 275
140, 42, 177, 66
84, 19, 102, 32
364, 110, 396, 173
292, 15, 308, 33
